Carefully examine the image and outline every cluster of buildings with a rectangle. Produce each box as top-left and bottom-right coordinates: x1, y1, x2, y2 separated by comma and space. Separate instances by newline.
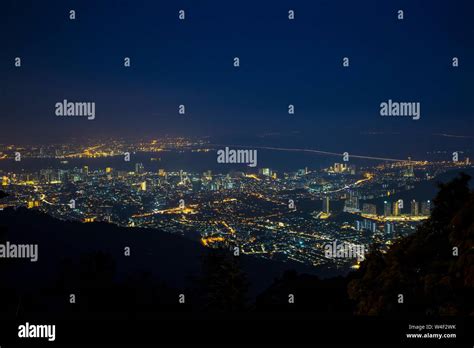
1, 141, 471, 270
381, 199, 431, 217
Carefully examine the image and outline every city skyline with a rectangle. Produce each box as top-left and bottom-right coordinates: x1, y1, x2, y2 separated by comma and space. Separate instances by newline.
1, 136, 472, 270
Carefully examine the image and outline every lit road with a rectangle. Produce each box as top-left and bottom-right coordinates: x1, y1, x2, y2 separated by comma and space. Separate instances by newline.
322, 174, 374, 194
211, 144, 421, 163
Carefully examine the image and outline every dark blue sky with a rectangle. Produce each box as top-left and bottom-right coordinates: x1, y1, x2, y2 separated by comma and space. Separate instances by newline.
1, 0, 473, 147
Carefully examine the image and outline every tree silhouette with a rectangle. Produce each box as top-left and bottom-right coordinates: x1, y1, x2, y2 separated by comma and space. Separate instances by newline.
348, 173, 474, 315
194, 248, 249, 312
256, 269, 353, 315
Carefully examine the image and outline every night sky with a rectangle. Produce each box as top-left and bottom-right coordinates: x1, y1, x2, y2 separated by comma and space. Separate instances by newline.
1, 0, 473, 150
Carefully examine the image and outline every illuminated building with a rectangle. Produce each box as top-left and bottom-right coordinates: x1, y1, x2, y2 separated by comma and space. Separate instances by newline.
392, 202, 399, 216
27, 201, 40, 209
140, 181, 147, 191
384, 222, 395, 234
106, 167, 112, 174
344, 191, 359, 212
410, 200, 419, 216
260, 168, 272, 177
362, 203, 377, 215
404, 164, 414, 177
40, 169, 54, 183
333, 163, 347, 173
355, 220, 361, 231
135, 163, 144, 175
355, 219, 377, 233
421, 200, 431, 215
322, 196, 330, 214
383, 201, 391, 217
58, 169, 68, 183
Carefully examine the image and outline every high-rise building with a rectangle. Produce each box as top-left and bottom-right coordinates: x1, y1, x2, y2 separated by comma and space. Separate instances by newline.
322, 196, 330, 214
384, 222, 395, 234
40, 169, 54, 183
83, 166, 89, 176
421, 200, 431, 215
352, 196, 359, 211
27, 201, 40, 209
333, 163, 347, 173
383, 201, 391, 217
344, 191, 360, 212
135, 163, 144, 175
392, 202, 399, 216
224, 179, 234, 190
410, 200, 419, 216
355, 220, 361, 231
140, 181, 147, 191
404, 164, 414, 177
362, 203, 377, 215
58, 169, 68, 183
355, 219, 377, 233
